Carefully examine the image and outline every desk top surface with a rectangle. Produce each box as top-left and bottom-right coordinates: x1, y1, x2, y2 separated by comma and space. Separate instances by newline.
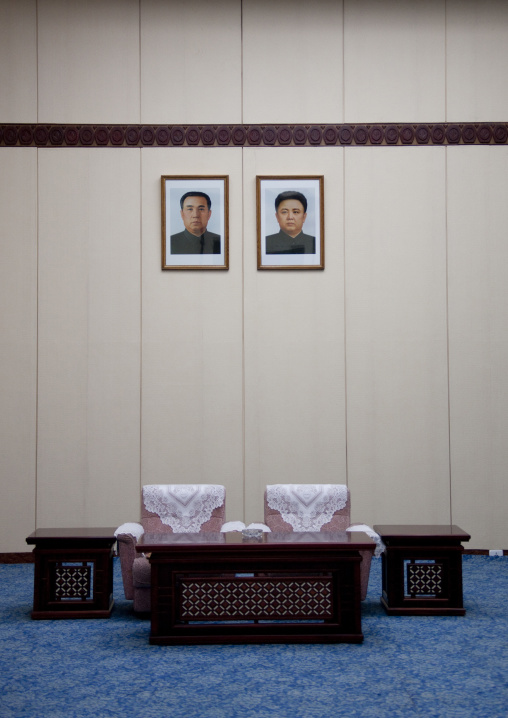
26, 527, 117, 544
138, 531, 375, 551
373, 525, 470, 540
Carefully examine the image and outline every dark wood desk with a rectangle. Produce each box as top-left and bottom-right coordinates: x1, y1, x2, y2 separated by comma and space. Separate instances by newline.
137, 531, 375, 645
374, 524, 471, 616
26, 527, 116, 619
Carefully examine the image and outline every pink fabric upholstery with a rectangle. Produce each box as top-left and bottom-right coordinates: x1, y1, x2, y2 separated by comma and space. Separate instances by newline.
264, 487, 351, 533
141, 504, 225, 533
116, 533, 136, 601
116, 485, 226, 614
264, 485, 373, 601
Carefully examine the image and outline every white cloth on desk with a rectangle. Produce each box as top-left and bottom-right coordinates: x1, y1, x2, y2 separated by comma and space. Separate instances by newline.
220, 521, 271, 533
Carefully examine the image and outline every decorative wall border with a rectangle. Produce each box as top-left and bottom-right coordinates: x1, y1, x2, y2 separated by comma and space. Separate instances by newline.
1, 123, 507, 148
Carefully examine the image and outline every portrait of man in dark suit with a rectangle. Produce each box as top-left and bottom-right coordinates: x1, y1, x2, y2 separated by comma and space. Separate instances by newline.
265, 191, 315, 255
170, 191, 221, 254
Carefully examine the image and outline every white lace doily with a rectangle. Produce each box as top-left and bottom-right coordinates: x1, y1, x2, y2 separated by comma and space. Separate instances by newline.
266, 484, 348, 531
347, 524, 385, 557
114, 522, 144, 540
142, 484, 225, 533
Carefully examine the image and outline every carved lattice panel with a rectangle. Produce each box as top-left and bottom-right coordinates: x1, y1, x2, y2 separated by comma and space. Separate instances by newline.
53, 564, 92, 600
405, 561, 444, 598
179, 577, 333, 620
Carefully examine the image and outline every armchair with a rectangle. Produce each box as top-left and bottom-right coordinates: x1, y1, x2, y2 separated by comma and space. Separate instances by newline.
264, 484, 374, 600
115, 484, 226, 613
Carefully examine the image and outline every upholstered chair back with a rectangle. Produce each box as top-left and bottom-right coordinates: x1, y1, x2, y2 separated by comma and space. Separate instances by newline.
263, 483, 372, 601
116, 484, 226, 613
264, 484, 350, 533
141, 484, 226, 533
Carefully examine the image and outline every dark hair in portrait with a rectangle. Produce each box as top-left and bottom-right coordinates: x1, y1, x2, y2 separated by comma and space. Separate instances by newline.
274, 190, 307, 213
179, 191, 212, 210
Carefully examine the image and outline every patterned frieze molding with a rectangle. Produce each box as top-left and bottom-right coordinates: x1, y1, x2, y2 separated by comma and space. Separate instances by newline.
1, 122, 508, 148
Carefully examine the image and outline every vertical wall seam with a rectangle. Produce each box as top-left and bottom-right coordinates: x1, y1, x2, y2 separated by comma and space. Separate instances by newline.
343, 148, 348, 490
139, 4, 143, 493
342, 3, 348, 489
444, 0, 448, 124
240, 1, 246, 518
139, 149, 143, 493
342, 0, 346, 124
444, 3, 452, 525
36, 0, 39, 122
34, 1, 39, 528
241, 148, 246, 519
445, 148, 453, 525
139, 0, 142, 123
240, 0, 244, 125
35, 148, 39, 530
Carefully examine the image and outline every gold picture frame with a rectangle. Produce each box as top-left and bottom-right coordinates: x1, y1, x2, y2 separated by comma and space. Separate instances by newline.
161, 175, 229, 270
257, 176, 324, 270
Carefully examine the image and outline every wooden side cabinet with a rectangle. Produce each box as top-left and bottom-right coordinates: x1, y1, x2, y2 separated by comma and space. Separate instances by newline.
26, 528, 116, 619
373, 525, 471, 616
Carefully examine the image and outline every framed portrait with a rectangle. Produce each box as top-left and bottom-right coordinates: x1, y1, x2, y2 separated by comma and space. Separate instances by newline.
161, 176, 229, 270
257, 176, 324, 270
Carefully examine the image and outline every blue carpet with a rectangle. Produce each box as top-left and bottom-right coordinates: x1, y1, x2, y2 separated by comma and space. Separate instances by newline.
0, 556, 507, 718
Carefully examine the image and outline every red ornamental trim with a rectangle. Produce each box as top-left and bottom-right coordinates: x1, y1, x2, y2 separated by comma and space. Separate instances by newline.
308, 126, 322, 144
155, 126, 170, 145
293, 126, 307, 145
353, 125, 368, 144
277, 125, 292, 145
369, 125, 384, 145
34, 127, 49, 145
95, 126, 109, 145
247, 126, 262, 145
201, 126, 216, 145
385, 125, 399, 144
19, 126, 34, 145
79, 126, 94, 145
232, 126, 246, 145
324, 126, 338, 144
1, 123, 508, 148
339, 125, 353, 144
110, 127, 124, 145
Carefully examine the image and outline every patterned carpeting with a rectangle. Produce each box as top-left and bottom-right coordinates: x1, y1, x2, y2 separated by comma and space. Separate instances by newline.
1, 555, 507, 718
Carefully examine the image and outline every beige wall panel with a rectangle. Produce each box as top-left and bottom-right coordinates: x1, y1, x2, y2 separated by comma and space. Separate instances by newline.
242, 0, 343, 124
447, 147, 508, 550
38, 0, 140, 123
0, 0, 37, 122
141, 0, 242, 124
344, 0, 446, 123
345, 148, 450, 527
141, 149, 244, 523
243, 148, 346, 524
37, 149, 141, 528
0, 149, 37, 552
447, 0, 508, 121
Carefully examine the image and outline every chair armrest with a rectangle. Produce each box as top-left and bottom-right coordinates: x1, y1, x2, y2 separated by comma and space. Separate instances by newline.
116, 530, 142, 601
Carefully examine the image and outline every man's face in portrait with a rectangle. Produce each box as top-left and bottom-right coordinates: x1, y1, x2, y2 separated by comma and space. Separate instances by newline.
275, 199, 307, 238
180, 195, 212, 237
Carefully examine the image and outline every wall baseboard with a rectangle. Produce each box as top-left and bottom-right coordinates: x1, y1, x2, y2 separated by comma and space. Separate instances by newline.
0, 553, 34, 564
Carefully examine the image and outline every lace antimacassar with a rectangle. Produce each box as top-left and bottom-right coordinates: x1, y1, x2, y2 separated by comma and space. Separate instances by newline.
143, 484, 225, 533
266, 484, 348, 531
